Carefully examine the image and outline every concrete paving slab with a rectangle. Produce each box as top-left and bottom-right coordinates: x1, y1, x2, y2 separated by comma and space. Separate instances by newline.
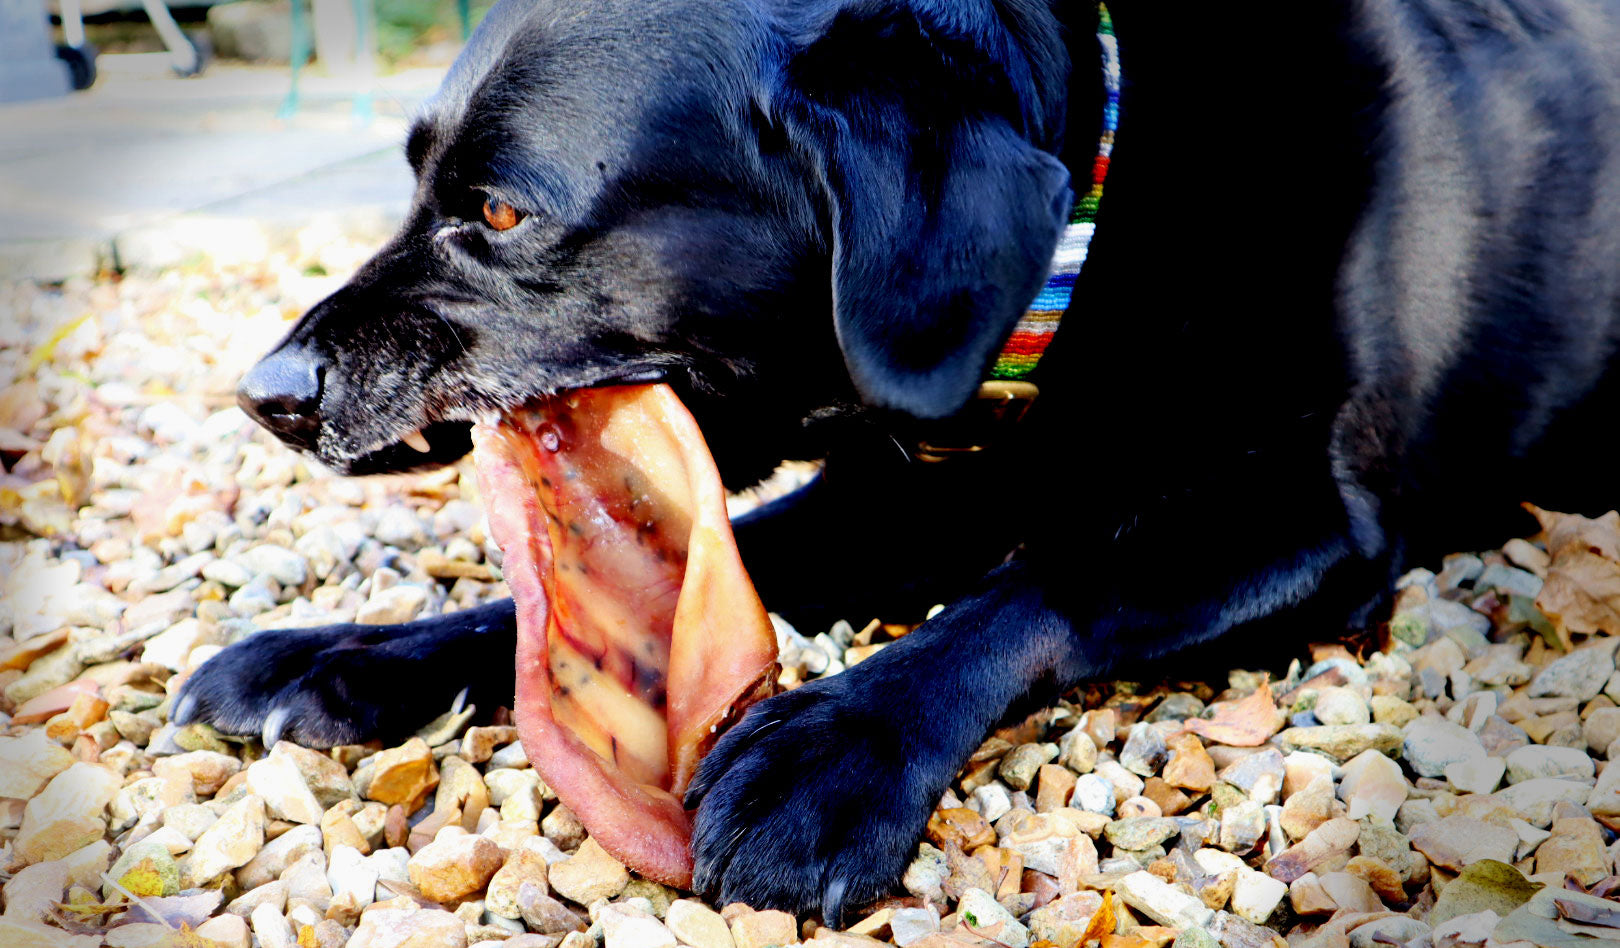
0, 61, 441, 281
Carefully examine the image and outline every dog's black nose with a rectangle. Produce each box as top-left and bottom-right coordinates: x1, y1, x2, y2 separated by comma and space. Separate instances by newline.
238, 345, 324, 447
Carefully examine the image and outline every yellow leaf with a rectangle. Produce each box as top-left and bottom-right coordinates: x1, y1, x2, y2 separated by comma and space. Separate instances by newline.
161, 924, 227, 948
26, 314, 89, 372
55, 900, 120, 917
119, 858, 169, 898
1080, 891, 1117, 945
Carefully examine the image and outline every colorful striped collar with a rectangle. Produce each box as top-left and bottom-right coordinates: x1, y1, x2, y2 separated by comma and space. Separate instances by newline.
987, 3, 1119, 383
913, 5, 1118, 462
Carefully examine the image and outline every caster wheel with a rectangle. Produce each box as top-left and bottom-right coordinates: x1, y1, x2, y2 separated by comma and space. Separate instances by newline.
170, 34, 210, 77
54, 43, 97, 91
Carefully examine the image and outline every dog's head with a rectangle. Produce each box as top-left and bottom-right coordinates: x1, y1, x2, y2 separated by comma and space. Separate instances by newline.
238, 0, 1076, 487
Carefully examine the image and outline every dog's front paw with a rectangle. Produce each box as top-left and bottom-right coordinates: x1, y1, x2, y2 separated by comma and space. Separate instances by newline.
685, 673, 949, 921
172, 625, 438, 747
173, 603, 515, 747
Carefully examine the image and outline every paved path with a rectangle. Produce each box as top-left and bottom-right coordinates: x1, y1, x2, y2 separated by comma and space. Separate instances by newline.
0, 56, 443, 281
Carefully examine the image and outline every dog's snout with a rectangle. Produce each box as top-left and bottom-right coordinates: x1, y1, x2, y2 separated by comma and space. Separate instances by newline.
238, 345, 325, 447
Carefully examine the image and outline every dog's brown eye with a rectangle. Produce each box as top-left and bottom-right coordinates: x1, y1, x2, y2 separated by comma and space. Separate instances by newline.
483, 198, 524, 231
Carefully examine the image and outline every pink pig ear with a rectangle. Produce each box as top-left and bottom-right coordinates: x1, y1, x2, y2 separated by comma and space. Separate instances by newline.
473, 384, 779, 889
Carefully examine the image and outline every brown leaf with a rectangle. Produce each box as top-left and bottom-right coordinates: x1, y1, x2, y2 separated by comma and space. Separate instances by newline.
1264, 817, 1360, 883
1528, 503, 1620, 559
1526, 504, 1620, 649
117, 891, 222, 928
1183, 675, 1282, 747
1555, 896, 1620, 929
941, 841, 996, 902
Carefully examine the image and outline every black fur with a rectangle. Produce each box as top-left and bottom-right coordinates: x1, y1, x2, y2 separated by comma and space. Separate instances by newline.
180, 0, 1620, 920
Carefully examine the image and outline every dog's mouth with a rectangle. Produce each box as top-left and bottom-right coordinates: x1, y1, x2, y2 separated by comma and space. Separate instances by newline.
339, 366, 670, 476
470, 383, 778, 888
337, 419, 477, 476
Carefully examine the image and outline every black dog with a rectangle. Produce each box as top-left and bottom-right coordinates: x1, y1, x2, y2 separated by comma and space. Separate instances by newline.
177, 0, 1620, 920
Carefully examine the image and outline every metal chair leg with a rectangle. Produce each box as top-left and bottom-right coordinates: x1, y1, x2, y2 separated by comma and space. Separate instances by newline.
278, 0, 310, 119
55, 0, 98, 90
59, 0, 86, 49
138, 0, 201, 75
349, 0, 373, 124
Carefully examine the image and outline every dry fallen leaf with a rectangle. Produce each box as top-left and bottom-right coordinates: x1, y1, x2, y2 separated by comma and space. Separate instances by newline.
1529, 503, 1620, 558
118, 858, 171, 899
1526, 504, 1620, 650
1081, 891, 1117, 945
119, 891, 223, 928
160, 926, 229, 948
1556, 896, 1620, 929
1428, 858, 1541, 927
942, 840, 997, 902
1265, 817, 1361, 883
1183, 675, 1282, 747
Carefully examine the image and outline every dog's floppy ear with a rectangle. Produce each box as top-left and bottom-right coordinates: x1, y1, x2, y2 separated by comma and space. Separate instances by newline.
781, 7, 1073, 418
824, 125, 1072, 419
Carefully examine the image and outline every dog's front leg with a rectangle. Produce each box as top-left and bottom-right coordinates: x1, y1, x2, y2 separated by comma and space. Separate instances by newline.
689, 466, 1361, 921
686, 560, 1084, 923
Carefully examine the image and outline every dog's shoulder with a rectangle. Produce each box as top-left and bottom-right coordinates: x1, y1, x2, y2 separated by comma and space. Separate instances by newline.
1334, 0, 1620, 555
1340, 0, 1620, 393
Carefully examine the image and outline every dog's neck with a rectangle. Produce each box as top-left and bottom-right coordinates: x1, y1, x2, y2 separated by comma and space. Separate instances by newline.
1073, 1, 1375, 163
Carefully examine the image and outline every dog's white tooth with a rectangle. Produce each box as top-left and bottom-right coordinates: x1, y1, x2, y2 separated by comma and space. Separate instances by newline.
402, 428, 432, 453
450, 687, 470, 715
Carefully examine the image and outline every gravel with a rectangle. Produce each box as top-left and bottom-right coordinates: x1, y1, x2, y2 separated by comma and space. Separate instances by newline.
8, 246, 1620, 947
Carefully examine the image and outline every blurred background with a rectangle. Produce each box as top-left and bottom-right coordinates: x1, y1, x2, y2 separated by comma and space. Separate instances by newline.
0, 0, 494, 558
0, 0, 492, 284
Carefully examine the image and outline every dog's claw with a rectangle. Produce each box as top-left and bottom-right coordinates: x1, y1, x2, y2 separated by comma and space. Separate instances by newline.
822, 877, 848, 929
262, 706, 291, 747
171, 693, 197, 726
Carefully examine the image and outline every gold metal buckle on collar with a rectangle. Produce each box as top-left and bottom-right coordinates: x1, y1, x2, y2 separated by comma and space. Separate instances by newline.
913, 379, 1040, 463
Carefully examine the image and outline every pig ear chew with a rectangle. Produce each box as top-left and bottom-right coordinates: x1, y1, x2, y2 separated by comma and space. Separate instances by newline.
472, 384, 778, 888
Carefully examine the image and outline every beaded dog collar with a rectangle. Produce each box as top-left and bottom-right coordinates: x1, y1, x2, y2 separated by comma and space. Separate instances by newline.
987, 3, 1119, 382
914, 4, 1117, 461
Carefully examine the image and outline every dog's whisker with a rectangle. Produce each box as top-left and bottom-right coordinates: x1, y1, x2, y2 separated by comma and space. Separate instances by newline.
427, 309, 470, 359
